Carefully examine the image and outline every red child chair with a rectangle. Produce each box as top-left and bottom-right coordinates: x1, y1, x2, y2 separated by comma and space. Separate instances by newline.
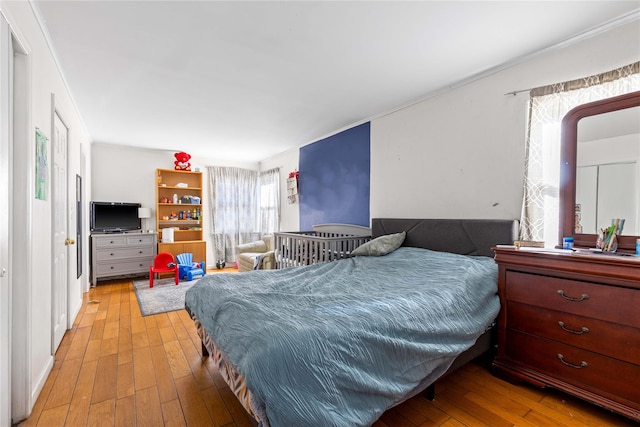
149, 252, 179, 288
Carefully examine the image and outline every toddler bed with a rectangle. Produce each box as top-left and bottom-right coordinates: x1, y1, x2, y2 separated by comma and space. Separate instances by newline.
185, 218, 518, 426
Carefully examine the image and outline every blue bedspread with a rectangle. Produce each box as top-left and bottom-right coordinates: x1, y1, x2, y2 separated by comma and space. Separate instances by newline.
185, 247, 499, 426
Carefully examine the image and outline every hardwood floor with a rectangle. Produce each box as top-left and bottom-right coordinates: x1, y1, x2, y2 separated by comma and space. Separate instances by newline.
17, 270, 636, 427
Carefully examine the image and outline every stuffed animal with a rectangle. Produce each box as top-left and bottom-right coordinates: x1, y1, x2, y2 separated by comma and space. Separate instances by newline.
174, 151, 192, 171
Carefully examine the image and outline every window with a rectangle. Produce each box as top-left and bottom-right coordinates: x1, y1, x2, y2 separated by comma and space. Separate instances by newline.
207, 166, 280, 262
259, 168, 280, 235
520, 62, 639, 246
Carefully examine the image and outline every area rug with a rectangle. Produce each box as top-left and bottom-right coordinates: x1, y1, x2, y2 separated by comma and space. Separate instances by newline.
133, 277, 200, 316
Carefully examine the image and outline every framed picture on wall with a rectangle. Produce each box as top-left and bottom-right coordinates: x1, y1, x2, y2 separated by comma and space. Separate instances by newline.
76, 174, 82, 278
35, 128, 48, 201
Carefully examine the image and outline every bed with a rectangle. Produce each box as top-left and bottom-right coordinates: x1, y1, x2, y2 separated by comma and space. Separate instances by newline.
185, 218, 518, 426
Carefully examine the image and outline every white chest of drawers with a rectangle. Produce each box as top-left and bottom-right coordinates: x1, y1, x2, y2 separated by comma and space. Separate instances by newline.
90, 232, 157, 286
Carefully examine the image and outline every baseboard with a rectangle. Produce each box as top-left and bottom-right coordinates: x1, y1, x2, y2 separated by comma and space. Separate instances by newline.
28, 355, 54, 418
68, 297, 82, 329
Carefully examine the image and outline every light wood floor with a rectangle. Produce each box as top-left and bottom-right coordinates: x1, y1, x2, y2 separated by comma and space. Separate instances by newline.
17, 269, 636, 427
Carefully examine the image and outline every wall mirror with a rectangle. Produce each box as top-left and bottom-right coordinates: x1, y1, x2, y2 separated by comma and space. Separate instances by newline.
560, 91, 640, 252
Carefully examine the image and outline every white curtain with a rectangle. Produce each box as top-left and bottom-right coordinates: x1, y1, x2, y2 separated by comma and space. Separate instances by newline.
520, 62, 640, 246
208, 166, 258, 263
259, 168, 280, 235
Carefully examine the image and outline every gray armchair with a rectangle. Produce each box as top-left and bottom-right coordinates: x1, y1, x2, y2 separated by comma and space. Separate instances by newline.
236, 235, 275, 272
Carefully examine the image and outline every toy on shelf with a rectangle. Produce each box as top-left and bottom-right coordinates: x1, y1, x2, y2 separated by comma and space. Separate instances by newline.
174, 151, 192, 171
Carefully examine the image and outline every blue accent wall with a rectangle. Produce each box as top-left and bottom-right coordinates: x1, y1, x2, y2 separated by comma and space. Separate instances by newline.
299, 122, 370, 230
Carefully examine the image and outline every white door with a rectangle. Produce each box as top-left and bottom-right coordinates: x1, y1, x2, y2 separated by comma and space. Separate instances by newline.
52, 111, 69, 353
0, 14, 12, 427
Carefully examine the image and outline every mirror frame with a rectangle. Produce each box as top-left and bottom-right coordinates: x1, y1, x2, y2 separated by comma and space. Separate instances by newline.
559, 90, 640, 253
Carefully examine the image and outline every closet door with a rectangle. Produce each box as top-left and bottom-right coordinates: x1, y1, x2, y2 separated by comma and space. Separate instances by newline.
597, 162, 637, 234
576, 165, 597, 233
0, 14, 11, 427
51, 110, 70, 353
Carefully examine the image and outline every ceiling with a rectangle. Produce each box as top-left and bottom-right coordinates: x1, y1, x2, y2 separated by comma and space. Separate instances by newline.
32, 1, 640, 163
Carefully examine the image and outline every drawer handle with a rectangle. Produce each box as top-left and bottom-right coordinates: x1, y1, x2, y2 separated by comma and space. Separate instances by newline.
558, 321, 589, 335
557, 290, 589, 302
557, 354, 588, 369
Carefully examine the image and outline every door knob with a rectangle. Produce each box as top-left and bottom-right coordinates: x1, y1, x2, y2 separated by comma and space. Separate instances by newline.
65, 239, 75, 245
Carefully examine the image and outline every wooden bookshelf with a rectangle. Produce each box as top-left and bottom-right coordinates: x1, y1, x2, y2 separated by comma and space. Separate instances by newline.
155, 168, 206, 262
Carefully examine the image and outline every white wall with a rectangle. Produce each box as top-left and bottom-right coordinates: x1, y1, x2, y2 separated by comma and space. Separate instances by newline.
370, 20, 640, 224
91, 143, 300, 255
91, 143, 259, 266
1, 1, 92, 421
259, 147, 300, 232
261, 21, 640, 235
90, 20, 640, 240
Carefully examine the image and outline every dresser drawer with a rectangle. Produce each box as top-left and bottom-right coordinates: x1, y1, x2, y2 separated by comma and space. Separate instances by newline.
506, 330, 640, 406
508, 301, 640, 365
94, 235, 127, 248
126, 234, 156, 246
95, 258, 153, 276
505, 271, 640, 328
96, 246, 155, 261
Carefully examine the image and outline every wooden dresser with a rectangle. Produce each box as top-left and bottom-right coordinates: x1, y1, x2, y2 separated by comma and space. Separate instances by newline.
493, 248, 640, 421
91, 232, 157, 286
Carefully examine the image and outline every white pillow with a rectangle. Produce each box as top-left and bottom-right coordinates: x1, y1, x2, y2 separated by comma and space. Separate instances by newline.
352, 231, 406, 256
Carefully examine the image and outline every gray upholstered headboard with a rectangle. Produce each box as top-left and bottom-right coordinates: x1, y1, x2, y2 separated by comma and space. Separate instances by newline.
371, 218, 519, 257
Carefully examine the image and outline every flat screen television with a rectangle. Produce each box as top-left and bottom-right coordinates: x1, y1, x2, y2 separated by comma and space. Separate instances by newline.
90, 201, 141, 233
